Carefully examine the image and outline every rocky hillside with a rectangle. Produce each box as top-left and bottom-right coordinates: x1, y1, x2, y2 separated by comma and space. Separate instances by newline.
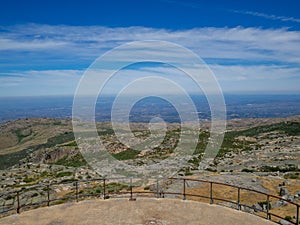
0, 116, 299, 224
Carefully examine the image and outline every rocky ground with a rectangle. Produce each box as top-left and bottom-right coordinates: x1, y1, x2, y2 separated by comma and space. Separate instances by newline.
0, 116, 299, 224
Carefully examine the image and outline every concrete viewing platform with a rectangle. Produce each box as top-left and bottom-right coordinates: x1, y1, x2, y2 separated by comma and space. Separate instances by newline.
0, 198, 276, 225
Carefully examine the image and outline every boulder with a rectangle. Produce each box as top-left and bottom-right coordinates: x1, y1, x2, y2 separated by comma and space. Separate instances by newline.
279, 187, 289, 196
279, 219, 291, 225
252, 203, 263, 212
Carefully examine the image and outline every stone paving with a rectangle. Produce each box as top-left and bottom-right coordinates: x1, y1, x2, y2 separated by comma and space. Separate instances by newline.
0, 198, 276, 225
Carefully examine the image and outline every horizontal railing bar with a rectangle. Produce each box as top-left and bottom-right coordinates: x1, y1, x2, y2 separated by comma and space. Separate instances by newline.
210, 197, 238, 205
184, 193, 211, 199
169, 177, 300, 206
268, 212, 297, 224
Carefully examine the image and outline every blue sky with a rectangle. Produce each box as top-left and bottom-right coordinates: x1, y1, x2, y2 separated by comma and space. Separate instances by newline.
0, 0, 300, 96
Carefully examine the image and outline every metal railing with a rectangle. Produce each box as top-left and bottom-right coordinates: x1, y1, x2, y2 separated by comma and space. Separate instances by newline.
0, 177, 299, 224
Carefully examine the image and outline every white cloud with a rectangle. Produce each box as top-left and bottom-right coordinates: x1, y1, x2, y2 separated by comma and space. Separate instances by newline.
233, 10, 300, 23
0, 24, 300, 95
1, 24, 300, 64
211, 64, 300, 80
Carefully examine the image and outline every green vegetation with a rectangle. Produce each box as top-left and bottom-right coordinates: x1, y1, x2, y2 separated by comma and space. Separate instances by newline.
4, 195, 14, 201
42, 187, 51, 192
106, 182, 130, 193
53, 121, 62, 126
63, 141, 78, 147
241, 168, 254, 173
14, 128, 32, 142
284, 216, 293, 222
40, 171, 52, 178
144, 186, 150, 190
193, 131, 210, 155
55, 171, 73, 178
0, 149, 28, 170
284, 172, 299, 179
97, 128, 115, 136
76, 182, 130, 196
230, 121, 300, 137
55, 153, 87, 167
217, 132, 252, 157
112, 148, 139, 160
110, 128, 180, 161
32, 132, 75, 150
260, 165, 299, 173
23, 177, 34, 183
189, 130, 253, 167
0, 132, 76, 170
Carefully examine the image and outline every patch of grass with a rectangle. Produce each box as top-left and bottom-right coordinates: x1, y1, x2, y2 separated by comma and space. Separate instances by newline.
53, 121, 62, 125
63, 141, 78, 147
23, 177, 34, 183
106, 182, 130, 193
40, 171, 52, 178
260, 165, 299, 173
42, 187, 51, 191
55, 153, 87, 167
14, 128, 32, 142
55, 171, 73, 178
32, 132, 75, 150
193, 131, 210, 155
95, 187, 102, 194
0, 149, 28, 169
230, 121, 300, 137
97, 128, 115, 136
112, 148, 139, 160
217, 133, 252, 157
284, 172, 299, 179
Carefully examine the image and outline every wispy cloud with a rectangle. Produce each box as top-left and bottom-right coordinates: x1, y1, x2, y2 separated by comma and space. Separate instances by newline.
1, 24, 300, 66
232, 10, 300, 23
0, 24, 300, 95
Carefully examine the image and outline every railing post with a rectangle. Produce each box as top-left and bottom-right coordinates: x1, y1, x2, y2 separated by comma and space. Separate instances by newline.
47, 184, 50, 207
183, 179, 186, 200
296, 205, 299, 225
156, 179, 159, 198
129, 177, 136, 201
266, 195, 270, 219
16, 191, 20, 214
103, 178, 106, 199
210, 182, 214, 204
130, 177, 133, 200
75, 181, 78, 202
237, 187, 241, 210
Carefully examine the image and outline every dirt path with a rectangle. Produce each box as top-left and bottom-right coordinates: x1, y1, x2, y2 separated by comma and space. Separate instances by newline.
0, 198, 276, 225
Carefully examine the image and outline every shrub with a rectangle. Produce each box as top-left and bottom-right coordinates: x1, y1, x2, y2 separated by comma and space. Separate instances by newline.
23, 177, 34, 183
55, 171, 73, 178
241, 168, 254, 173
284, 216, 292, 222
